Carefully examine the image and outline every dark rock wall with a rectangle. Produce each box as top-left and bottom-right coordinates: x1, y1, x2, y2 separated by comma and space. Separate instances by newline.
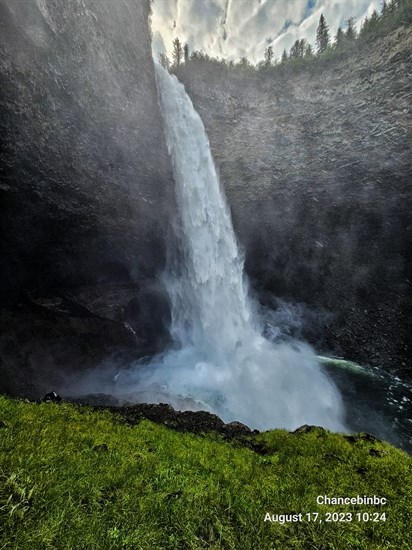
177, 27, 412, 372
0, 0, 172, 295
0, 0, 173, 396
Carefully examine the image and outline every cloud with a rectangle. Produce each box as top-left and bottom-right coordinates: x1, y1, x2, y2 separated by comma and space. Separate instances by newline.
151, 0, 383, 63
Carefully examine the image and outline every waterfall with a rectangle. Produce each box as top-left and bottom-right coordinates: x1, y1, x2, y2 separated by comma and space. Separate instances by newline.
126, 64, 346, 432
155, 64, 250, 357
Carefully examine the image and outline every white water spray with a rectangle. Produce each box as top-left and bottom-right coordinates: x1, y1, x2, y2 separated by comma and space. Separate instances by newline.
98, 64, 346, 432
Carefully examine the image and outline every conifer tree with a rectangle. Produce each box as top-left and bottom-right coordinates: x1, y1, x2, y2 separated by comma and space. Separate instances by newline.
158, 52, 170, 70
370, 10, 379, 27
184, 43, 189, 63
264, 45, 274, 66
290, 39, 306, 59
238, 56, 251, 67
316, 14, 330, 54
345, 17, 357, 41
335, 26, 345, 49
172, 37, 183, 66
190, 50, 203, 62
305, 43, 314, 58
281, 49, 288, 63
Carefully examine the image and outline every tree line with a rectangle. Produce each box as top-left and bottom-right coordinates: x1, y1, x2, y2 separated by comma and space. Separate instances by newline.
158, 0, 411, 72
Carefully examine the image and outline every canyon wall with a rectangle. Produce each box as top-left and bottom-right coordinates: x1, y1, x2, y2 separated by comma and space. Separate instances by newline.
0, 1, 410, 397
176, 28, 412, 372
0, 0, 172, 396
0, 0, 172, 294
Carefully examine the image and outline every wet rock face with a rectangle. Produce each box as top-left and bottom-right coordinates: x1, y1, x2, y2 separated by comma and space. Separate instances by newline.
0, 296, 140, 399
0, 282, 172, 399
176, 27, 412, 373
0, 0, 173, 296
0, 0, 174, 396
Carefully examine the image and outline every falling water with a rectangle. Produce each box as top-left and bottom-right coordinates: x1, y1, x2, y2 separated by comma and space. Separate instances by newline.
70, 63, 345, 431
113, 63, 344, 433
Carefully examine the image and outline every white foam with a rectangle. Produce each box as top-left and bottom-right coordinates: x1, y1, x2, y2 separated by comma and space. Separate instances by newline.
119, 64, 346, 432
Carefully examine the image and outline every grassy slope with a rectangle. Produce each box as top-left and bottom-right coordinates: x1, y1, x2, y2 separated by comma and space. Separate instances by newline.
0, 396, 411, 549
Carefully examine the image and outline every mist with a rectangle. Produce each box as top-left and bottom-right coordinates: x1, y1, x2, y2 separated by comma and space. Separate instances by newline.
66, 63, 346, 433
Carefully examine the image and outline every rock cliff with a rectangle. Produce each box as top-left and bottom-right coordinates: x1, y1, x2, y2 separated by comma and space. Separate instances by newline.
176, 27, 412, 373
0, 1, 410, 397
0, 0, 172, 292
0, 0, 172, 395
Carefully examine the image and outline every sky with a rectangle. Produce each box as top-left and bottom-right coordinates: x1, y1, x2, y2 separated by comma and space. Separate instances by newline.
151, 0, 383, 63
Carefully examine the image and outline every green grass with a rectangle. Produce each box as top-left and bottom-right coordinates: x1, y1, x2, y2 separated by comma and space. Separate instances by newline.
0, 396, 411, 549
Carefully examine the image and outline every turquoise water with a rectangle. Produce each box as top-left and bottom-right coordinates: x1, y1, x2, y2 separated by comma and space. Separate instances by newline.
319, 356, 412, 453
